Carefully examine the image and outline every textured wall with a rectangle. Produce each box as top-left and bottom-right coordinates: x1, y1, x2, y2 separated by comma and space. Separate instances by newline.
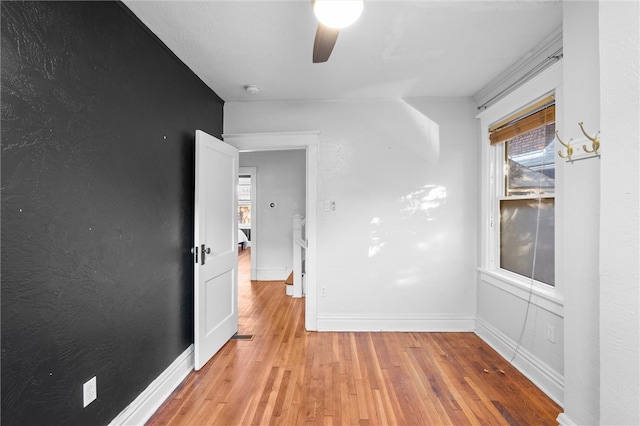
599, 1, 640, 424
1, 2, 223, 425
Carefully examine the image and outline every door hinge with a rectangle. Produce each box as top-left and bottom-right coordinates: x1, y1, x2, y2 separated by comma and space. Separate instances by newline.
201, 244, 211, 265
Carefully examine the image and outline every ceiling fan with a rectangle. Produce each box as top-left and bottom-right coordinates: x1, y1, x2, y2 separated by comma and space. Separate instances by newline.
312, 0, 364, 63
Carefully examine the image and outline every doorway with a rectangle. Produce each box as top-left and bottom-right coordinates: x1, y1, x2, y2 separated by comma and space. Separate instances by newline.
224, 131, 318, 331
238, 167, 257, 279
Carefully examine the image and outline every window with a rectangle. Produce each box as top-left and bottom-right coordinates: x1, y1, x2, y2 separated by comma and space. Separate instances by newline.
238, 175, 251, 236
490, 96, 556, 286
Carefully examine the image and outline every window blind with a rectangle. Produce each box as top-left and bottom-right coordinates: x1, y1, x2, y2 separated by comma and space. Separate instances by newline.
489, 95, 555, 145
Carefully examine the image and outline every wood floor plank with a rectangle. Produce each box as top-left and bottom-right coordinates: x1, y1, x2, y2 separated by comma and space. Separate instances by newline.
146, 249, 561, 426
407, 349, 457, 424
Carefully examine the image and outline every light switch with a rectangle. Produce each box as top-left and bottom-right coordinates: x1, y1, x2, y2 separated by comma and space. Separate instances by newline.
323, 200, 336, 212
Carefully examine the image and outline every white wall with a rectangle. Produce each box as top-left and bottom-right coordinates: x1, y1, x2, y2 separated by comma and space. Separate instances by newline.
475, 4, 640, 415
557, 2, 640, 425
598, 1, 640, 424
239, 150, 306, 280
558, 2, 601, 424
225, 5, 640, 418
476, 63, 565, 405
226, 98, 478, 331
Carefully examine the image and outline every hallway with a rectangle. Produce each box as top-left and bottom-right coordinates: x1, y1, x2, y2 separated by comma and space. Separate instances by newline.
147, 249, 560, 425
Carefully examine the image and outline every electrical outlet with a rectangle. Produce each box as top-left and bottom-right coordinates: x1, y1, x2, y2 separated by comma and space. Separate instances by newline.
546, 324, 555, 343
321, 286, 327, 297
83, 376, 97, 407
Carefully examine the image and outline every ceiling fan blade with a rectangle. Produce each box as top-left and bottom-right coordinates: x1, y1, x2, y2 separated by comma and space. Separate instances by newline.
313, 23, 339, 63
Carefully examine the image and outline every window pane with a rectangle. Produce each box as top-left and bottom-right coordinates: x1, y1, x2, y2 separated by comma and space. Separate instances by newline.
505, 122, 555, 196
238, 203, 250, 226
500, 198, 554, 286
238, 176, 251, 201
238, 176, 251, 227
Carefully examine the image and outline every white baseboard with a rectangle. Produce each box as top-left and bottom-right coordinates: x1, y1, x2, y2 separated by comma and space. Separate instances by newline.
475, 317, 564, 407
109, 345, 194, 426
556, 412, 578, 426
316, 313, 475, 332
256, 268, 288, 281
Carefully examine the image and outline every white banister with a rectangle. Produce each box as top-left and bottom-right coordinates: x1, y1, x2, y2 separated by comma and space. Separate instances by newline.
292, 214, 306, 298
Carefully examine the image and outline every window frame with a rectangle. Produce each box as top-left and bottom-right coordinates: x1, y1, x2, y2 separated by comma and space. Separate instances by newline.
497, 130, 556, 286
477, 62, 564, 313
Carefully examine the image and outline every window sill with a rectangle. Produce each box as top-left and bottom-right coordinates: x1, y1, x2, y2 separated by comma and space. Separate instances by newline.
477, 268, 564, 317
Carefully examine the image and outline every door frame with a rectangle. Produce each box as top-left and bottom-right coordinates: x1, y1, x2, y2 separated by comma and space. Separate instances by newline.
223, 131, 319, 331
238, 167, 257, 279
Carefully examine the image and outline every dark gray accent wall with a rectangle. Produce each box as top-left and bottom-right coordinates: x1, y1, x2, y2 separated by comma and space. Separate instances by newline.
1, 2, 223, 424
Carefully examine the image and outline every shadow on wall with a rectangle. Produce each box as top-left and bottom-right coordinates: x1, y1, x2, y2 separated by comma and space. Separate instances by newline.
364, 100, 450, 288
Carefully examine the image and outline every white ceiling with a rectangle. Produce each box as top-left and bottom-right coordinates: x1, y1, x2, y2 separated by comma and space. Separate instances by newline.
122, 0, 562, 102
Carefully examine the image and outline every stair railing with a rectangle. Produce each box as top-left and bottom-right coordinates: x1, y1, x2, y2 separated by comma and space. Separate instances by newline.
292, 214, 307, 298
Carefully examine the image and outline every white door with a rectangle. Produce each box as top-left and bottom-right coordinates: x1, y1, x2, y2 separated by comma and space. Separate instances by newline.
194, 130, 239, 370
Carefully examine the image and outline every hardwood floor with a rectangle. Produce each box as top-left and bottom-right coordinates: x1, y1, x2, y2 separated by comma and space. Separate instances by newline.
147, 248, 561, 425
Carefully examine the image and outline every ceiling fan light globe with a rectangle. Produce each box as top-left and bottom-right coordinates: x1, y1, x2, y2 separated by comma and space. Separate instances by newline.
313, 0, 363, 29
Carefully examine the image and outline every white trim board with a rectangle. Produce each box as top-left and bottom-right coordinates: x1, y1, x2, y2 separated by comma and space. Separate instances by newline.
109, 345, 194, 426
256, 267, 291, 281
479, 269, 564, 317
556, 413, 579, 426
239, 166, 257, 280
475, 317, 564, 407
316, 314, 475, 332
474, 27, 562, 109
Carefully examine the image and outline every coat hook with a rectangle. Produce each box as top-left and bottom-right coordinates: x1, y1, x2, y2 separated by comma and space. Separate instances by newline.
578, 122, 600, 153
556, 130, 573, 159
